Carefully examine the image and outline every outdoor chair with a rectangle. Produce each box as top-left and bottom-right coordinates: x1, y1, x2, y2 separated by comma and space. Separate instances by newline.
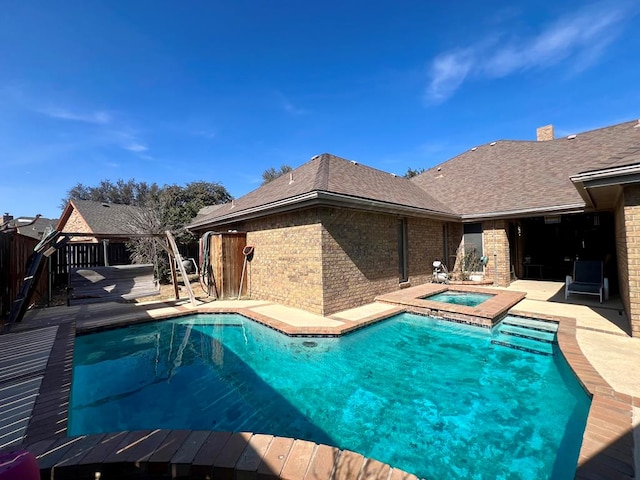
432, 260, 449, 284
565, 260, 609, 303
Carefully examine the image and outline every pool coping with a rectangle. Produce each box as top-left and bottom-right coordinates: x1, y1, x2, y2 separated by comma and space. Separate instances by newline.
2, 294, 636, 479
375, 283, 526, 328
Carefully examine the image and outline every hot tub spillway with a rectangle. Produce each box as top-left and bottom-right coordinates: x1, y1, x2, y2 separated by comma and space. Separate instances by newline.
492, 316, 559, 356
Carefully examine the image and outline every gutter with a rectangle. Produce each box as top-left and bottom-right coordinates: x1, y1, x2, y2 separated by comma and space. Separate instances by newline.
188, 191, 459, 230
459, 203, 586, 222
570, 164, 640, 188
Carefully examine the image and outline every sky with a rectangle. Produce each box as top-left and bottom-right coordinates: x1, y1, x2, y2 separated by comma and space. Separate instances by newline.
1, 0, 639, 220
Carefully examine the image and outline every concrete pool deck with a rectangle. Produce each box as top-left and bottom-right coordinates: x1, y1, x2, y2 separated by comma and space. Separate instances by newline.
0, 280, 637, 478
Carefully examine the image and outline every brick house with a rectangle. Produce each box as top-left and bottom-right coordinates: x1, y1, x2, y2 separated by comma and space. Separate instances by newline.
57, 199, 147, 267
189, 119, 640, 335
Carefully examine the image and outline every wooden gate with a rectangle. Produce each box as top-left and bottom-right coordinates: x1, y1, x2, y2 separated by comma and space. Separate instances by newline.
0, 231, 46, 319
203, 232, 247, 299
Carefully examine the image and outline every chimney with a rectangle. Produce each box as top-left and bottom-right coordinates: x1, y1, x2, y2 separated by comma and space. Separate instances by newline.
536, 125, 554, 141
1, 213, 13, 226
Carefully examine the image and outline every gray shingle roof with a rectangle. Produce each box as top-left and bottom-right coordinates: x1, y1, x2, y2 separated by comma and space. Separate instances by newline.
189, 153, 456, 228
65, 200, 147, 234
4, 217, 58, 240
190, 119, 640, 228
411, 119, 640, 217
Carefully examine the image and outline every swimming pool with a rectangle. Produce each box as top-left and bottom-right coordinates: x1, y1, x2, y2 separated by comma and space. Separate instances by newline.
424, 290, 494, 307
70, 313, 590, 479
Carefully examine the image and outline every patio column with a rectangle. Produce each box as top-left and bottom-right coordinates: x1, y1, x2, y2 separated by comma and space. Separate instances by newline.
102, 239, 109, 266
618, 185, 640, 337
482, 219, 511, 286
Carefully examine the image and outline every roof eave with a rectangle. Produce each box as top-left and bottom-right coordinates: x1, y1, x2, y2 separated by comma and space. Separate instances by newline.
188, 191, 459, 230
570, 163, 640, 187
569, 164, 640, 210
460, 203, 587, 222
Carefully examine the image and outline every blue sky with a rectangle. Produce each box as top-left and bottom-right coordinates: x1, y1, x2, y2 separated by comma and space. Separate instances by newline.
2, 0, 639, 219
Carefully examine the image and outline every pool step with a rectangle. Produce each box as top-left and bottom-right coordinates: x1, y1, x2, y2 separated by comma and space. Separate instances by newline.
501, 316, 558, 334
498, 325, 556, 343
492, 316, 558, 356
491, 332, 554, 356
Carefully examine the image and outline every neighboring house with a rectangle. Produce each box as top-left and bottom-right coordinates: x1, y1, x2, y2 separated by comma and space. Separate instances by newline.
188, 119, 640, 336
1, 214, 58, 240
56, 199, 147, 268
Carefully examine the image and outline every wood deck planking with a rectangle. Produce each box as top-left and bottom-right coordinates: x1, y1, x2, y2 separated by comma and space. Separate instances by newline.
24, 322, 75, 444
0, 326, 57, 383
0, 325, 58, 449
68, 264, 159, 305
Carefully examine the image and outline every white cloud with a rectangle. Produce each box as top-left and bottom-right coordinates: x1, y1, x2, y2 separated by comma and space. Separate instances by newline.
39, 107, 111, 124
124, 143, 148, 152
426, 50, 475, 103
282, 100, 306, 116
276, 92, 307, 116
426, 1, 635, 103
191, 130, 217, 139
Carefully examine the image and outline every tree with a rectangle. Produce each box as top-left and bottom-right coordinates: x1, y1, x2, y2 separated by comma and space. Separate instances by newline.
156, 181, 231, 235
62, 179, 233, 282
403, 167, 425, 179
60, 179, 160, 208
261, 165, 293, 185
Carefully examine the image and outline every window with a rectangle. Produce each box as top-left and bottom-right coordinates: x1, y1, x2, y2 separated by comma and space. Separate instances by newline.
463, 223, 483, 270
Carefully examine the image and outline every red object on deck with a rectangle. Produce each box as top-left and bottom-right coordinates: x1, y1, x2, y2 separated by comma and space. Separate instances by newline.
0, 450, 40, 480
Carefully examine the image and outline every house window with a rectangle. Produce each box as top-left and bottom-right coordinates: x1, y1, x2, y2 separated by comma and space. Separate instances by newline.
398, 218, 408, 282
463, 223, 483, 270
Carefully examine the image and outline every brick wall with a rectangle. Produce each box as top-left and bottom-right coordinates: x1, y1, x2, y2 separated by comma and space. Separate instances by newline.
320, 210, 446, 315
617, 186, 640, 336
407, 217, 446, 285
320, 209, 398, 314
62, 209, 97, 242
482, 219, 511, 286
241, 209, 325, 314
229, 208, 447, 315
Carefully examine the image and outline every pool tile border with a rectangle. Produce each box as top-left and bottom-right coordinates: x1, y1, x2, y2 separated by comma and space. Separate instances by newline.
19, 430, 420, 480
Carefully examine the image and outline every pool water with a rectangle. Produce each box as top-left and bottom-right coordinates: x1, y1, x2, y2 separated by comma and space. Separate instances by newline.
70, 313, 590, 479
426, 290, 494, 307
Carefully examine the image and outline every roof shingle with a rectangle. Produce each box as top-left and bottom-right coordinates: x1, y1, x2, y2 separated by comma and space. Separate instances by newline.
190, 154, 455, 228
62, 200, 147, 234
411, 119, 640, 217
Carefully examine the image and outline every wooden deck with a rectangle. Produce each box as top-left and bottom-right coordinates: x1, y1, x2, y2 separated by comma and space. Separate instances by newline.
68, 264, 159, 305
0, 297, 636, 479
0, 326, 58, 449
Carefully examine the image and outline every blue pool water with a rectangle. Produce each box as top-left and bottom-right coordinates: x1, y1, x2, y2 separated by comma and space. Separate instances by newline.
426, 291, 494, 307
70, 313, 590, 479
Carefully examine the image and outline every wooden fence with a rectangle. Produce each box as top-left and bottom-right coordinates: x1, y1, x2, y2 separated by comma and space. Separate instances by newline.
0, 231, 46, 319
0, 237, 134, 319
49, 242, 131, 285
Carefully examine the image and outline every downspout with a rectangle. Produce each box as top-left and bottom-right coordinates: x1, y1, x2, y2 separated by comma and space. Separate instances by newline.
493, 220, 498, 286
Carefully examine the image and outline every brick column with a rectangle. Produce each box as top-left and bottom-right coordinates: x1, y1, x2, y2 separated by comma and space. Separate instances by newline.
482, 219, 511, 286
618, 186, 640, 336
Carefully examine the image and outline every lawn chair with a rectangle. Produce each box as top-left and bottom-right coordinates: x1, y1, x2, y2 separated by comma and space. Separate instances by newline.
565, 260, 609, 303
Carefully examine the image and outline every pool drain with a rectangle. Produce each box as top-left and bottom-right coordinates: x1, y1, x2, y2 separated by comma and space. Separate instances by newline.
302, 341, 318, 348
